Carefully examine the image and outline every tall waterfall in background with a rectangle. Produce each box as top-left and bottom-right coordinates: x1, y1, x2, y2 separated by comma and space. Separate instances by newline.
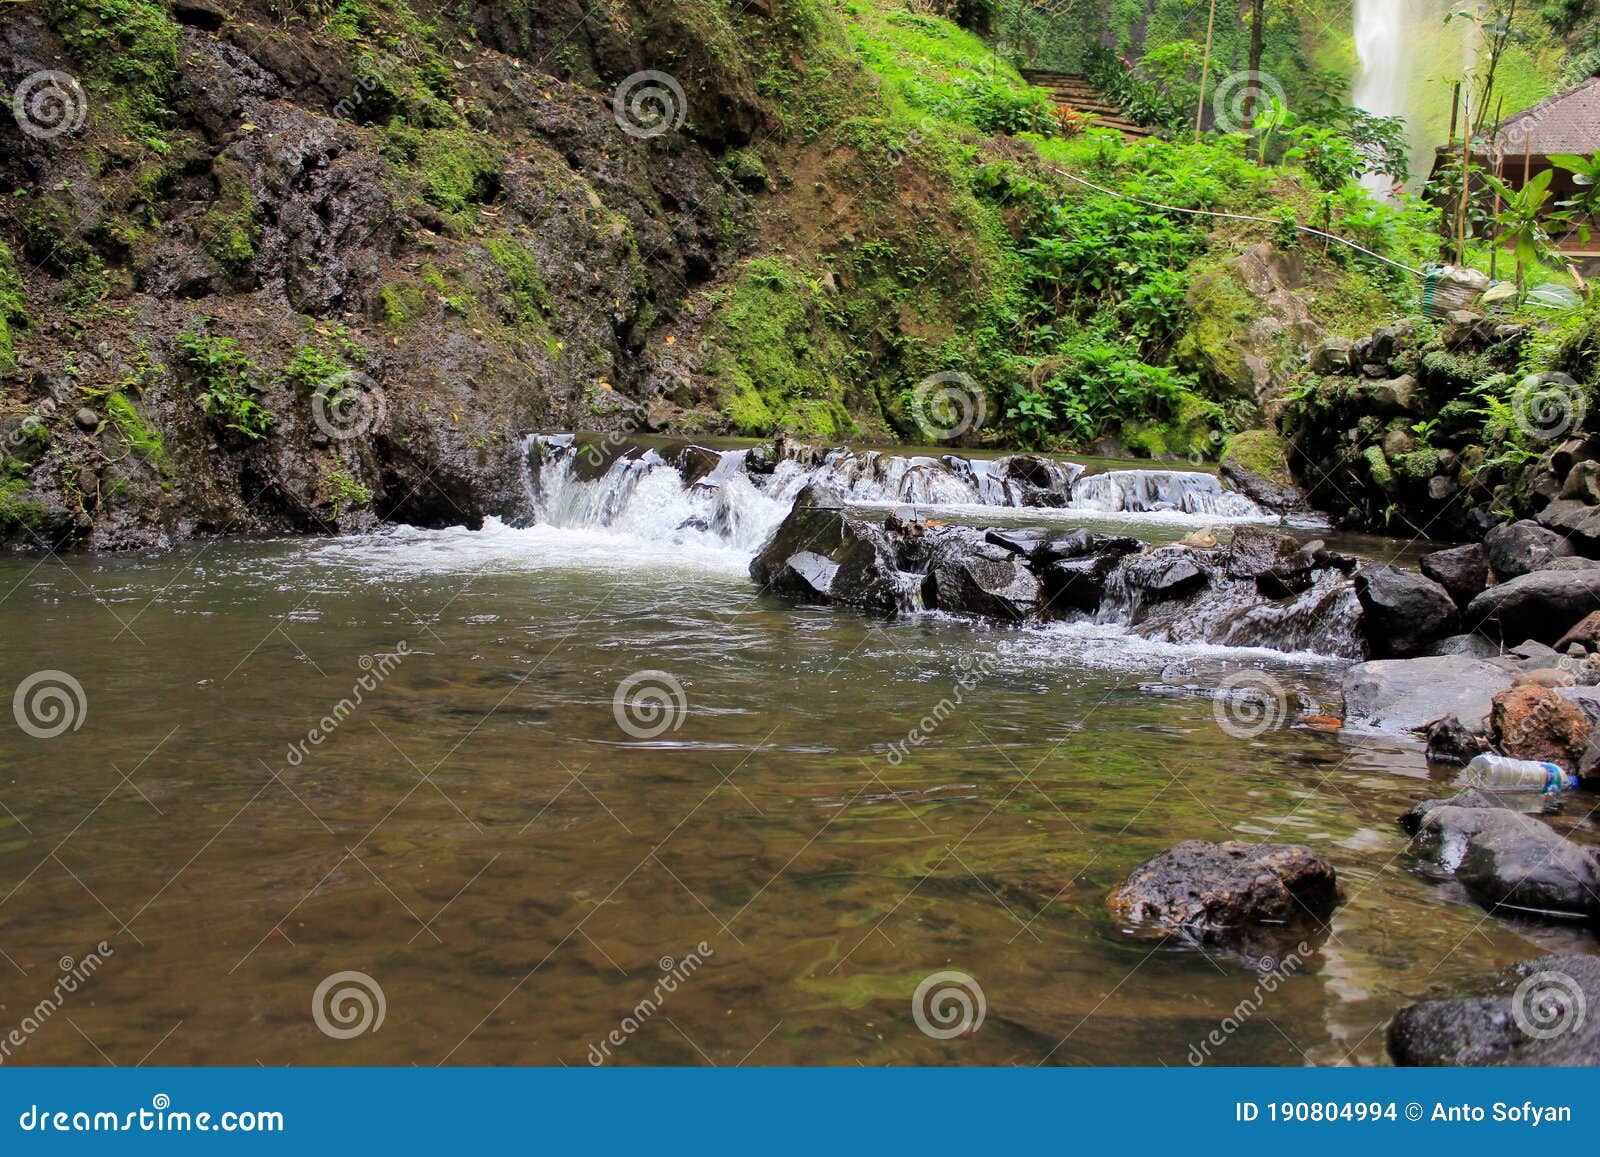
1353, 0, 1406, 119
1353, 0, 1407, 191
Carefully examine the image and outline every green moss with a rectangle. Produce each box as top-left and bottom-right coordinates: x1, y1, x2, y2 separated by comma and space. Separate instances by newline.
1221, 429, 1293, 484
380, 282, 428, 329
1175, 264, 1260, 399
198, 158, 259, 276
0, 242, 28, 372
483, 235, 551, 326
322, 463, 372, 516
382, 123, 502, 219
1362, 444, 1395, 491
0, 476, 48, 534
43, 0, 179, 138
1395, 447, 1442, 482
703, 256, 862, 439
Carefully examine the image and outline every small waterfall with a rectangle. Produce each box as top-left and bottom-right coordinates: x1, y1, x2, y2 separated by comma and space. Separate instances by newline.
528, 437, 791, 555
1068, 470, 1263, 518
526, 436, 1271, 553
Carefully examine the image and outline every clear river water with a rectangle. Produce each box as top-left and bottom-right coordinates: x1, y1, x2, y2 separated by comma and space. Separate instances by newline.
0, 440, 1589, 1066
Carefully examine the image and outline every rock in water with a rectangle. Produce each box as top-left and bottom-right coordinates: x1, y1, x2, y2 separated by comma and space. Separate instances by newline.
1341, 655, 1516, 733
1403, 800, 1600, 923
1419, 543, 1489, 607
1354, 565, 1458, 658
1389, 954, 1600, 1066
1484, 519, 1575, 580
1490, 683, 1593, 771
1424, 715, 1490, 765
1466, 569, 1600, 644
1107, 840, 1339, 953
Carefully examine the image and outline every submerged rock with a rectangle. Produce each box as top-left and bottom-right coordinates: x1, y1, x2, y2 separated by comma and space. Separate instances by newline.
1424, 715, 1491, 765
1107, 840, 1339, 953
1403, 798, 1600, 923
1389, 954, 1600, 1066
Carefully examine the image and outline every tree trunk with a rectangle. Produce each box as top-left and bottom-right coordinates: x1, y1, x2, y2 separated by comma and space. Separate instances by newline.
1242, 0, 1266, 124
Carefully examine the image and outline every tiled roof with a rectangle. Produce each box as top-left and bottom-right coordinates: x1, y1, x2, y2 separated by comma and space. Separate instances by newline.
1492, 76, 1600, 155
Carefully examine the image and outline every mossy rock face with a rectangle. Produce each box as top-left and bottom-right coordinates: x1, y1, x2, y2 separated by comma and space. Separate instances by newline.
1221, 429, 1292, 486
380, 282, 428, 329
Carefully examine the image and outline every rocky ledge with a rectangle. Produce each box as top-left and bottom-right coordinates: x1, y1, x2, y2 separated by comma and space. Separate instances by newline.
750, 486, 1365, 655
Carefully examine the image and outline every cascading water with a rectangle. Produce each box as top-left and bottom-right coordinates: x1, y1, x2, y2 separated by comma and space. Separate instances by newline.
1354, 0, 1407, 192
1066, 470, 1261, 517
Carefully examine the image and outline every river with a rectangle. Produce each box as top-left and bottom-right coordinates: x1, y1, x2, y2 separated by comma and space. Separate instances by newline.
0, 439, 1584, 1066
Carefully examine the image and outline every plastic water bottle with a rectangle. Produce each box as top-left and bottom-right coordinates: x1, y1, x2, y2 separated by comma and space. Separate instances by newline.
1460, 754, 1578, 794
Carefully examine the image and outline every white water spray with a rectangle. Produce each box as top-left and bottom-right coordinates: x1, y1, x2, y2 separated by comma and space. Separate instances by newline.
1353, 0, 1407, 121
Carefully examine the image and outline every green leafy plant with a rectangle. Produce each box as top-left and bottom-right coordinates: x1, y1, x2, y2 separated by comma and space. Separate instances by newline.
175, 330, 274, 440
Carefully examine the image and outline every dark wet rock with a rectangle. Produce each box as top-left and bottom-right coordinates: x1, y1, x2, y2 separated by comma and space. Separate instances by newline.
1404, 802, 1600, 923
771, 551, 838, 600
1398, 788, 1500, 833
1423, 632, 1501, 659
1256, 543, 1322, 598
1466, 568, 1600, 644
750, 483, 846, 587
1419, 543, 1489, 608
73, 408, 100, 431
1222, 526, 1299, 580
924, 541, 1043, 622
1485, 519, 1575, 580
1536, 499, 1600, 550
1032, 529, 1140, 566
1561, 460, 1600, 505
1107, 840, 1339, 952
1355, 565, 1458, 658
1118, 549, 1208, 601
743, 443, 778, 475
1490, 683, 1592, 772
1425, 715, 1491, 766
674, 445, 724, 487
1542, 556, 1600, 572
1389, 953, 1600, 1066
1557, 611, 1600, 654
1342, 656, 1517, 733
996, 454, 1074, 507
1040, 554, 1122, 615
983, 527, 1050, 559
